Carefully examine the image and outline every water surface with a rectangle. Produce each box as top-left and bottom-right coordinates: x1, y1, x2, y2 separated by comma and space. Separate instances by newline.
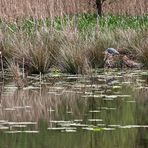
0, 70, 148, 148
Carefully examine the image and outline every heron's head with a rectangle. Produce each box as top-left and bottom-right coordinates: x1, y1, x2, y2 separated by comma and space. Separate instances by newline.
106, 48, 119, 56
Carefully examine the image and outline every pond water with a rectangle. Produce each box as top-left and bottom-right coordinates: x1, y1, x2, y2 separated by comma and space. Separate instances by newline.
0, 69, 148, 148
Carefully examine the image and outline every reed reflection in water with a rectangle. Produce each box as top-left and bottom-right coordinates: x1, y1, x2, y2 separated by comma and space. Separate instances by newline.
0, 70, 148, 148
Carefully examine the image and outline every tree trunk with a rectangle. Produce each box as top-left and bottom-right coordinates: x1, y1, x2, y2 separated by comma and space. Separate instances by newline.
96, 0, 102, 16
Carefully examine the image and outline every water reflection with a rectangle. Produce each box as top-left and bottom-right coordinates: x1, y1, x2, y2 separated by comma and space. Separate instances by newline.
0, 70, 148, 148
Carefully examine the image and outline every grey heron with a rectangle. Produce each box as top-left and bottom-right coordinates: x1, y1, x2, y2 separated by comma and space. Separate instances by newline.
106, 48, 119, 56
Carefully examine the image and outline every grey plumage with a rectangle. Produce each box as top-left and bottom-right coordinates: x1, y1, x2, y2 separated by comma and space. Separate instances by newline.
106, 48, 119, 55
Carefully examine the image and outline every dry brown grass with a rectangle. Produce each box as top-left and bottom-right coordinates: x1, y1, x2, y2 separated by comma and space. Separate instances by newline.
103, 0, 147, 16
0, 0, 147, 20
1, 27, 60, 74
58, 30, 91, 74
0, 25, 147, 76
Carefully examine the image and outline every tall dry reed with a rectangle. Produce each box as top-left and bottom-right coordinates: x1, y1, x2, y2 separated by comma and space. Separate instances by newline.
0, 0, 147, 20
1, 27, 148, 75
1, 25, 61, 74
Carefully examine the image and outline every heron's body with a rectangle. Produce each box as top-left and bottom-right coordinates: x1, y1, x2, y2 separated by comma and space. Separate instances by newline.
106, 48, 119, 55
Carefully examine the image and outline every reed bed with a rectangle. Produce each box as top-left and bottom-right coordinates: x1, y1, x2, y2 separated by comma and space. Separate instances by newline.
0, 0, 147, 20
0, 15, 147, 77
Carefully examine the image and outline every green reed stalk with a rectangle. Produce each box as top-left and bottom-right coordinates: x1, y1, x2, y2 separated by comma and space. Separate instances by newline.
0, 51, 4, 79
40, 72, 42, 96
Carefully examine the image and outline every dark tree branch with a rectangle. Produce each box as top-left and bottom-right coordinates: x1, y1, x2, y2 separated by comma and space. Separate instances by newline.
95, 0, 108, 16
96, 0, 102, 16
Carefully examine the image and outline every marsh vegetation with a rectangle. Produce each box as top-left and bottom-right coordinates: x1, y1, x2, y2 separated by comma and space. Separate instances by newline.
0, 0, 148, 147
0, 15, 148, 77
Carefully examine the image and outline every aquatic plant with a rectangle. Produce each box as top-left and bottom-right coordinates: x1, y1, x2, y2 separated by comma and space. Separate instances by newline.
1, 26, 60, 74
0, 15, 147, 75
7, 60, 25, 88
58, 31, 91, 74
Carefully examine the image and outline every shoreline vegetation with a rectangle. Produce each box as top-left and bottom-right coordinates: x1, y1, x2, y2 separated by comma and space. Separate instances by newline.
0, 0, 147, 19
0, 14, 148, 83
0, 2, 148, 142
